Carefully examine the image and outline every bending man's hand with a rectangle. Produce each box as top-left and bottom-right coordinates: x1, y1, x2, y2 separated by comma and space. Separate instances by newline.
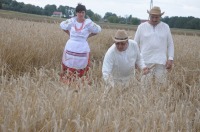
142, 67, 149, 75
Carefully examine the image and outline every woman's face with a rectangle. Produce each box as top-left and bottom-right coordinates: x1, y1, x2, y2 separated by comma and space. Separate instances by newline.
76, 11, 85, 20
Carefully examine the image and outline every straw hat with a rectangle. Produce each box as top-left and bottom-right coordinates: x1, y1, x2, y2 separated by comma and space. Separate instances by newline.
147, 6, 164, 16
112, 30, 131, 42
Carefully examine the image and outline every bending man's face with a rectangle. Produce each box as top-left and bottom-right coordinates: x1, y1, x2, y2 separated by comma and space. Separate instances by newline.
115, 41, 128, 52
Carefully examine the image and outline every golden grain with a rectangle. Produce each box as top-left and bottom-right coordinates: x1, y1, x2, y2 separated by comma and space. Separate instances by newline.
0, 17, 200, 131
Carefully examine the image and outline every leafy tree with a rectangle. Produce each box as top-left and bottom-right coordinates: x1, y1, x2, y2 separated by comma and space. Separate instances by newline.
20, 4, 43, 15
131, 17, 140, 25
44, 4, 57, 16
162, 16, 200, 29
186, 18, 200, 29
0, 1, 2, 9
167, 16, 178, 28
118, 16, 126, 24
58, 5, 67, 15
2, 0, 200, 29
107, 16, 119, 23
162, 16, 170, 23
173, 17, 188, 28
2, 0, 12, 9
86, 9, 94, 19
104, 12, 118, 23
92, 13, 101, 21
65, 7, 75, 18
104, 12, 115, 19
10, 1, 24, 11
2, 0, 12, 5
127, 15, 132, 24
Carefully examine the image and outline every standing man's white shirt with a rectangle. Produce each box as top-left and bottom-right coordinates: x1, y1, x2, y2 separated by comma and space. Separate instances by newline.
134, 21, 174, 84
134, 21, 174, 64
102, 39, 146, 87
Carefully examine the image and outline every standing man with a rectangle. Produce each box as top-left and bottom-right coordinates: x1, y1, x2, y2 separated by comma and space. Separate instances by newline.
134, 6, 174, 85
102, 30, 149, 87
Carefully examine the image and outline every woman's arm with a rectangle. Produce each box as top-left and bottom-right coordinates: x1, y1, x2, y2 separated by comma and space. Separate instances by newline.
63, 30, 70, 36
60, 18, 73, 35
88, 33, 97, 38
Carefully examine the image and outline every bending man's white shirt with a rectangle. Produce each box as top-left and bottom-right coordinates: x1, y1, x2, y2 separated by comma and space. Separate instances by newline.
102, 40, 146, 87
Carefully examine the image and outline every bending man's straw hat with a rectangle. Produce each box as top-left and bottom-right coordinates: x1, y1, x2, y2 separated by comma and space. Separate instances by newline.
112, 30, 132, 42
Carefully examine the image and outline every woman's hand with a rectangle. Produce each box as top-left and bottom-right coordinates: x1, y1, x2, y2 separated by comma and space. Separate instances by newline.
88, 33, 97, 38
64, 30, 70, 36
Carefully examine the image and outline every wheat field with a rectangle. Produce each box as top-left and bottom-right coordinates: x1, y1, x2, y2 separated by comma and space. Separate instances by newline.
0, 17, 200, 132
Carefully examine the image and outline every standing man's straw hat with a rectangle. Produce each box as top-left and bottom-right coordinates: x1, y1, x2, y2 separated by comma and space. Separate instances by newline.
147, 6, 165, 16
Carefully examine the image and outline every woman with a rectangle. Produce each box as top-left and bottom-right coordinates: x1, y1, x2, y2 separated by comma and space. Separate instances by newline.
60, 3, 101, 82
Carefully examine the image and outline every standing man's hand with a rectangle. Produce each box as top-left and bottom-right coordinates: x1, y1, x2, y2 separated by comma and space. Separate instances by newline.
166, 60, 173, 71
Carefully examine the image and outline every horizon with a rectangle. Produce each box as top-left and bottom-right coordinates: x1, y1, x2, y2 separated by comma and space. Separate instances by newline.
15, 0, 200, 19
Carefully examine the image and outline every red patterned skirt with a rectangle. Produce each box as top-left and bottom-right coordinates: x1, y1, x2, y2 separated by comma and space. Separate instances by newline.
60, 57, 90, 83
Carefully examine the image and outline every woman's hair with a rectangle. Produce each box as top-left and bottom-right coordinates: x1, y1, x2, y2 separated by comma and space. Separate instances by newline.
75, 3, 86, 12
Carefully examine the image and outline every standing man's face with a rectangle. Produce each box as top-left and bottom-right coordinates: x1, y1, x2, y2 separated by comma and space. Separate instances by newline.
149, 14, 161, 26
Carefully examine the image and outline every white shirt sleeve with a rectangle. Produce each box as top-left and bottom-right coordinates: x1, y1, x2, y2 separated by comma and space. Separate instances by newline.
102, 48, 114, 87
60, 18, 73, 31
86, 19, 101, 33
167, 26, 174, 60
134, 25, 141, 45
134, 43, 146, 69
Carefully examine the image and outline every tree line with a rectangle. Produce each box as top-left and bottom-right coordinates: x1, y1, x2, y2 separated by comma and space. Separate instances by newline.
1, 0, 200, 29
162, 16, 200, 30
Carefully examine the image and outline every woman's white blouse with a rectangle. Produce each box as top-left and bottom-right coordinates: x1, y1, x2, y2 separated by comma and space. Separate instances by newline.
60, 17, 101, 53
60, 17, 101, 69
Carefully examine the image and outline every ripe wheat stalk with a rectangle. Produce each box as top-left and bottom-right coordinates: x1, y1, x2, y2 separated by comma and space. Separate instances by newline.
0, 17, 200, 131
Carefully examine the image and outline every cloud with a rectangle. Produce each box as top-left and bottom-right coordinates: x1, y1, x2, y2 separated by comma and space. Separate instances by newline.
183, 5, 199, 11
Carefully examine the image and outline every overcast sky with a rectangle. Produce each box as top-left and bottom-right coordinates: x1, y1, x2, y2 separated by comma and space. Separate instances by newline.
16, 0, 200, 19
